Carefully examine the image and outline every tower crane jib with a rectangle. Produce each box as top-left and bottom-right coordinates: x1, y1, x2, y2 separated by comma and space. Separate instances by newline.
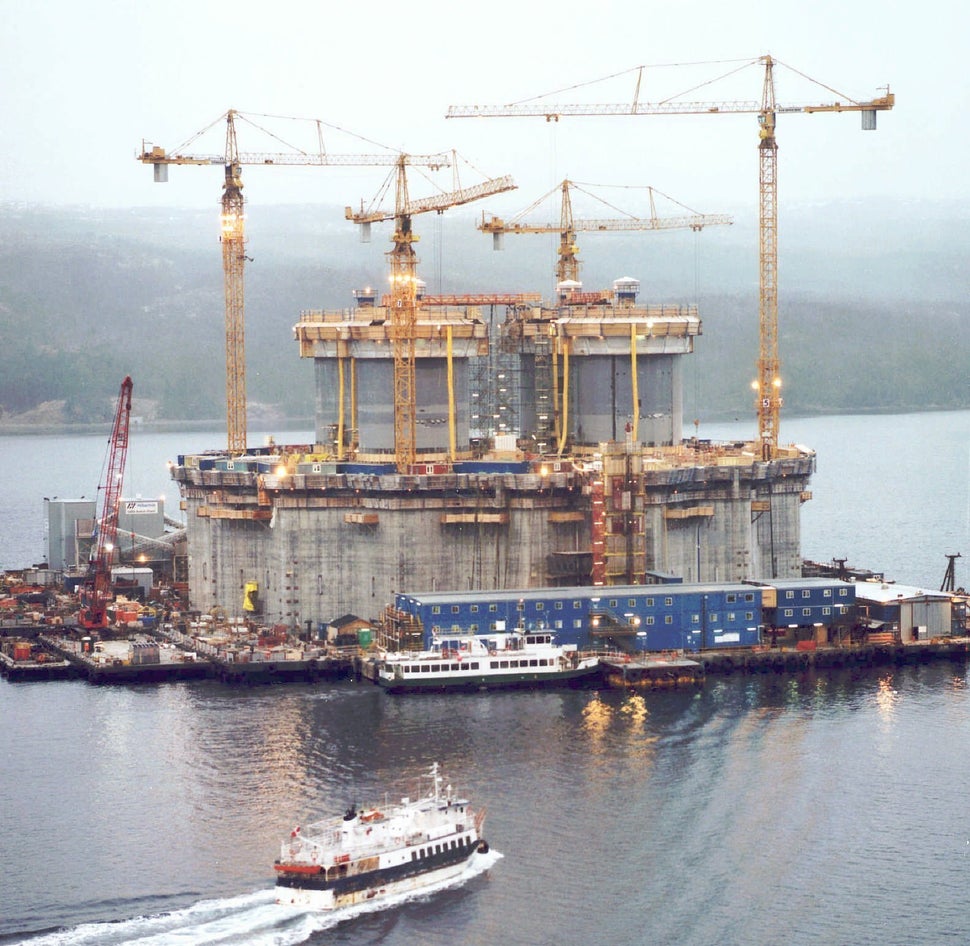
448, 56, 894, 458
137, 109, 451, 455
478, 178, 732, 285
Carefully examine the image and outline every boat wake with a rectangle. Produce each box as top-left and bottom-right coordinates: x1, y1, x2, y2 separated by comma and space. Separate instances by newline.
10, 849, 502, 946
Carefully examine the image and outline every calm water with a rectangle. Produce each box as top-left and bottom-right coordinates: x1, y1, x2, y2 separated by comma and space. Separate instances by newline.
4, 667, 970, 945
1, 412, 970, 944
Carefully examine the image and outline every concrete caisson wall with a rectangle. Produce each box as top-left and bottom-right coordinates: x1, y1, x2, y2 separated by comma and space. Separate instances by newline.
174, 449, 812, 626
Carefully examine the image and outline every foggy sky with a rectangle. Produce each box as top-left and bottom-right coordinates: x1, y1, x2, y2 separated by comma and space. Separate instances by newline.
0, 0, 960, 223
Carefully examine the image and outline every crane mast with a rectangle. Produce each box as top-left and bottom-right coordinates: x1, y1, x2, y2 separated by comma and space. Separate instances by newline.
221, 113, 247, 453
389, 158, 419, 471
758, 56, 779, 461
138, 109, 451, 455
80, 376, 133, 629
559, 179, 577, 283
346, 161, 515, 472
448, 56, 894, 458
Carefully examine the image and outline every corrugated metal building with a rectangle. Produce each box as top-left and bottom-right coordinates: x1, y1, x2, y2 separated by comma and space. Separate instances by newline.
854, 581, 954, 641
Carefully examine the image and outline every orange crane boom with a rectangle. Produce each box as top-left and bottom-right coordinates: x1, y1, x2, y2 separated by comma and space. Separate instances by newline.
448, 55, 894, 459
138, 109, 451, 454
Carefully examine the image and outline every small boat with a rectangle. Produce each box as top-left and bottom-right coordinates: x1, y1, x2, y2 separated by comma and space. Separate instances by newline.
274, 763, 489, 911
375, 628, 601, 693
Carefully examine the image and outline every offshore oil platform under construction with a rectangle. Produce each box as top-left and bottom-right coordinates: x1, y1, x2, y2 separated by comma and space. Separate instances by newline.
146, 63, 894, 628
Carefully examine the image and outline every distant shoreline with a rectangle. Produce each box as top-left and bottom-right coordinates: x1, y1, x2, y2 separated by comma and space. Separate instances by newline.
0, 406, 967, 439
0, 418, 316, 437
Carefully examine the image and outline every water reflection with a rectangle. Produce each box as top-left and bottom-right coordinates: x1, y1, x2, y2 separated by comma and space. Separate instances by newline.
875, 672, 900, 722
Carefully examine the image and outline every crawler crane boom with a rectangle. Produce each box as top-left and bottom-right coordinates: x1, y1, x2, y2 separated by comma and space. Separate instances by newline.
79, 376, 133, 630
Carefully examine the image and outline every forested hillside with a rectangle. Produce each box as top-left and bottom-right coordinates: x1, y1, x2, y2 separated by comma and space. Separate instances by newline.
0, 200, 966, 428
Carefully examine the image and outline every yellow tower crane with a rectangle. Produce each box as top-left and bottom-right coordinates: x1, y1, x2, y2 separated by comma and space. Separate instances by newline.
478, 178, 732, 285
447, 56, 894, 459
345, 157, 516, 471
138, 109, 450, 454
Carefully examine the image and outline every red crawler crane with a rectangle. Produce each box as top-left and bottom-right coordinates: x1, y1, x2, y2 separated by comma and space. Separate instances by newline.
79, 376, 133, 629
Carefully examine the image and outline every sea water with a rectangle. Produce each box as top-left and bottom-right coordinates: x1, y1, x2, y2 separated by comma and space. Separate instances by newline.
2, 411, 970, 945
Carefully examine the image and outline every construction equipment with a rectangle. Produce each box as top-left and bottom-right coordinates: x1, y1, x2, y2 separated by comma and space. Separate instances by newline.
79, 376, 133, 629
479, 178, 731, 285
138, 109, 450, 454
447, 55, 894, 459
345, 156, 516, 471
941, 554, 963, 594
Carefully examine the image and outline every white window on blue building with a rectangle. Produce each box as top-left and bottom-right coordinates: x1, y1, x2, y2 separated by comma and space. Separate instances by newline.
574, 619, 583, 629
664, 615, 673, 625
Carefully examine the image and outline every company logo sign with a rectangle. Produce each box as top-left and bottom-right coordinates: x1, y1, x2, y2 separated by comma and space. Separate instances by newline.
124, 501, 159, 515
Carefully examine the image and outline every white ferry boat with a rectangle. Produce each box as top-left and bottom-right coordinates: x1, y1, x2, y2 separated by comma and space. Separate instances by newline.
275, 763, 488, 911
375, 629, 601, 693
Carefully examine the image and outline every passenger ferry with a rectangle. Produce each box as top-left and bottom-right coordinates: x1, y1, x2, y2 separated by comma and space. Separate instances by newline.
375, 629, 601, 693
274, 763, 488, 910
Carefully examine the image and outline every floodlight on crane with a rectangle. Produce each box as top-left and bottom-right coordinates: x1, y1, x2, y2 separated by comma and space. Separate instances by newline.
447, 55, 894, 459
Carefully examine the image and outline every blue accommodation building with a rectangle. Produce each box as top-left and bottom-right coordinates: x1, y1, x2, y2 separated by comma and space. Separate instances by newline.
388, 578, 857, 653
